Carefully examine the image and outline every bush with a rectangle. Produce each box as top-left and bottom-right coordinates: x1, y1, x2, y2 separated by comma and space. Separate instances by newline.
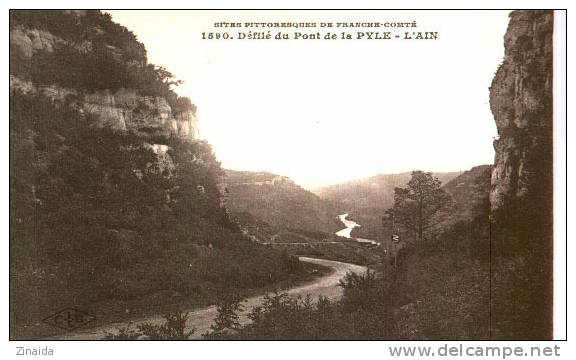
104, 311, 193, 340
209, 269, 395, 340
138, 311, 194, 340
203, 293, 245, 339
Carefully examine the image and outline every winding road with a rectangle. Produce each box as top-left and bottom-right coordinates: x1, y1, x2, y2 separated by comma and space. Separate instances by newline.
48, 257, 366, 340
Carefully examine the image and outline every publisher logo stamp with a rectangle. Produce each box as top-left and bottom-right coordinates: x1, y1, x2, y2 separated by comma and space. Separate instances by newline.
42, 308, 95, 331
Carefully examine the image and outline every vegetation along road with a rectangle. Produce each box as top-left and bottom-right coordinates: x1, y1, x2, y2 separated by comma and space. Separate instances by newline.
49, 257, 367, 340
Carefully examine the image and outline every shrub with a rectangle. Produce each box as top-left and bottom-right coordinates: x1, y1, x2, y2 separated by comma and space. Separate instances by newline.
203, 293, 245, 339
137, 311, 194, 340
103, 311, 194, 340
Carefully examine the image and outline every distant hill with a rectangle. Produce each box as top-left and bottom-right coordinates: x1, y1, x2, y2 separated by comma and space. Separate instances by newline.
223, 170, 341, 242
314, 171, 462, 239
314, 171, 462, 212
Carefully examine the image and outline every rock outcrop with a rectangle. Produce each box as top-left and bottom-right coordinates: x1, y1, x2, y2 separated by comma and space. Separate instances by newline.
10, 28, 63, 57
9, 12, 199, 142
10, 76, 199, 140
489, 10, 553, 212
488, 10, 554, 340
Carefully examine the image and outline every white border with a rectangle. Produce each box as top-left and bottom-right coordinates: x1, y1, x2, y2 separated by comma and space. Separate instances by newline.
1, 2, 572, 359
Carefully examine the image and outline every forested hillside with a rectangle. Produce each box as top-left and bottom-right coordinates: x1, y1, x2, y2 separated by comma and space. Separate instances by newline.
9, 10, 310, 339
223, 169, 341, 242
315, 171, 462, 239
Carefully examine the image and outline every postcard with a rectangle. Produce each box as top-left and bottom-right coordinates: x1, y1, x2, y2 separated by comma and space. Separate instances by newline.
8, 9, 566, 348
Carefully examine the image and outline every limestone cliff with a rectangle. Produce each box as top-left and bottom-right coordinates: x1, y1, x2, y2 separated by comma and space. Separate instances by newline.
489, 10, 553, 212
488, 10, 554, 340
9, 10, 199, 142
10, 77, 199, 140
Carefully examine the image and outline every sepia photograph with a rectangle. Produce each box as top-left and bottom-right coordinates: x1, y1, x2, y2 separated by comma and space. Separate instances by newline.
7, 8, 566, 347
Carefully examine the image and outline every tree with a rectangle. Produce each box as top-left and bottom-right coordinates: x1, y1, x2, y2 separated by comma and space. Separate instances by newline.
204, 292, 245, 338
387, 171, 452, 242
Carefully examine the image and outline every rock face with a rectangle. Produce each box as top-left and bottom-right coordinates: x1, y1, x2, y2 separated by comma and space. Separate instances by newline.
10, 28, 58, 56
488, 10, 554, 340
489, 10, 553, 212
9, 75, 199, 141
9, 20, 199, 142
81, 89, 199, 139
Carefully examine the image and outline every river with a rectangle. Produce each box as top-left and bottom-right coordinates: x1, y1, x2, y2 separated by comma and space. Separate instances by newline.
335, 213, 380, 245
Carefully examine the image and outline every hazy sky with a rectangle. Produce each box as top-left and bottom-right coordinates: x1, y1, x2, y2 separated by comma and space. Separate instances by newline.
108, 10, 510, 189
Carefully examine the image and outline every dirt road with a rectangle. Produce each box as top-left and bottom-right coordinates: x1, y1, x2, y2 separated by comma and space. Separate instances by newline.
49, 257, 367, 340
